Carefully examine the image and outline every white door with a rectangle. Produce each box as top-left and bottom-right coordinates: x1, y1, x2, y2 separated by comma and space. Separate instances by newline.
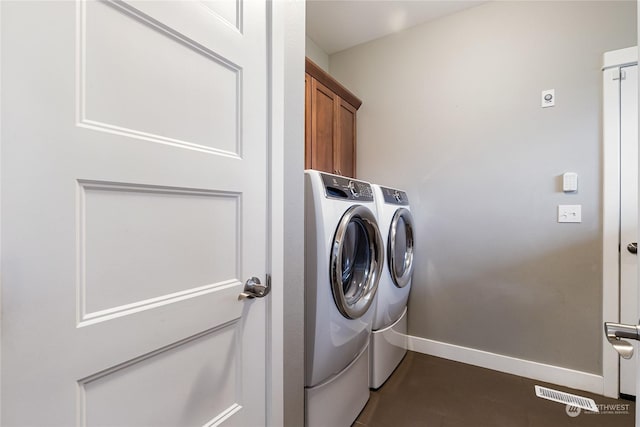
621, 64, 639, 397
1, 1, 271, 425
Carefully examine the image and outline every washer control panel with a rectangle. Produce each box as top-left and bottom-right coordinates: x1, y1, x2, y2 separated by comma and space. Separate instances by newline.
380, 186, 409, 205
321, 173, 374, 201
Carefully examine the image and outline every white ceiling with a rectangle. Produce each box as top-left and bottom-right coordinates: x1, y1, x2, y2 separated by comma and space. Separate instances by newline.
306, 1, 487, 55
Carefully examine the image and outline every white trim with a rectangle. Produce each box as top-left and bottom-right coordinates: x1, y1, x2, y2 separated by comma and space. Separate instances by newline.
268, 1, 284, 426
602, 60, 622, 399
0, 1, 3, 420
267, 1, 306, 425
408, 336, 604, 395
268, 1, 305, 425
603, 46, 638, 70
601, 46, 638, 399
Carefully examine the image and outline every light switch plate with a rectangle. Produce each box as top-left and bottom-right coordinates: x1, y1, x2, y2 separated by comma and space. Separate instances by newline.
558, 205, 581, 223
562, 172, 578, 192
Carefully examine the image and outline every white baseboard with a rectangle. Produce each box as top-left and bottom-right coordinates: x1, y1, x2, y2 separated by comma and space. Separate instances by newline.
408, 335, 604, 396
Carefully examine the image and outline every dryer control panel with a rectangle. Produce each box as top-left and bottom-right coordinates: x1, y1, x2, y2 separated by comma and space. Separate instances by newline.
380, 186, 409, 205
321, 173, 374, 201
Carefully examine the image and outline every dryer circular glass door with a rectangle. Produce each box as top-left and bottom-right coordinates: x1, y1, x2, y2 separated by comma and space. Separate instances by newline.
388, 208, 415, 288
330, 205, 384, 319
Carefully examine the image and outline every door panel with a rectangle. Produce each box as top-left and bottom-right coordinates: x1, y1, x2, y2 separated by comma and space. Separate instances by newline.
1, 1, 268, 425
80, 0, 240, 155
80, 323, 242, 426
620, 64, 638, 396
79, 182, 240, 320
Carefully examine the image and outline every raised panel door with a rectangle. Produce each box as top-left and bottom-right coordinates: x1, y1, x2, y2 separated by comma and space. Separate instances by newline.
1, 1, 271, 425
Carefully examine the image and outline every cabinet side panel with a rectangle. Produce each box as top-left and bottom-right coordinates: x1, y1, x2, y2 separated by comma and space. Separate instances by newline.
305, 74, 312, 169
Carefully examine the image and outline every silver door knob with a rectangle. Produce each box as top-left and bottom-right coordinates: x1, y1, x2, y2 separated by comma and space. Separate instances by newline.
238, 276, 271, 300
604, 322, 640, 359
627, 242, 637, 254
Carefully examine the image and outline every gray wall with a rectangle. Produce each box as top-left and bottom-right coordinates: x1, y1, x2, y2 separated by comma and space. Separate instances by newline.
330, 1, 636, 374
306, 35, 330, 71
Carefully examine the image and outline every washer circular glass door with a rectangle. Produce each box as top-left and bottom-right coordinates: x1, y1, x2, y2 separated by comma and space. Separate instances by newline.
388, 208, 414, 288
330, 205, 384, 319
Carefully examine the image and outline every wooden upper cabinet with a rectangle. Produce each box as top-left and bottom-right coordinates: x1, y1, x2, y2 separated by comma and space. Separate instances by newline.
305, 58, 362, 178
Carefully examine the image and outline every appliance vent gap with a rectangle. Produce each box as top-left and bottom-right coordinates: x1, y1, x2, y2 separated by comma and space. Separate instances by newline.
534, 385, 599, 412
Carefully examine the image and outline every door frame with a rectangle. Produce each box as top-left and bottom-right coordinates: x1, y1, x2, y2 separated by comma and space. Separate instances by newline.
268, 0, 306, 425
602, 46, 638, 398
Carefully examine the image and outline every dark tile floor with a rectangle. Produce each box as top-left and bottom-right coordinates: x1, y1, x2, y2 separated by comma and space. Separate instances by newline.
354, 351, 634, 427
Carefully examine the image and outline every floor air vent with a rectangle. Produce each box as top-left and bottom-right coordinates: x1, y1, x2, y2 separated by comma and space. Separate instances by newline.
534, 385, 599, 412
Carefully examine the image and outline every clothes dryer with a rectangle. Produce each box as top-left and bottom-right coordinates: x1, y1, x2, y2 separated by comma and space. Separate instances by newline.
370, 184, 415, 389
305, 170, 384, 427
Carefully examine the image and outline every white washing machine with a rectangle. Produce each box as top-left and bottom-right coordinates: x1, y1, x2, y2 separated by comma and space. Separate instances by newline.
369, 184, 415, 389
305, 170, 384, 427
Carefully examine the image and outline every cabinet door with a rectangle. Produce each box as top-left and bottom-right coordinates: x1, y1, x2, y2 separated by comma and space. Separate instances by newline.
310, 78, 337, 174
336, 98, 357, 178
